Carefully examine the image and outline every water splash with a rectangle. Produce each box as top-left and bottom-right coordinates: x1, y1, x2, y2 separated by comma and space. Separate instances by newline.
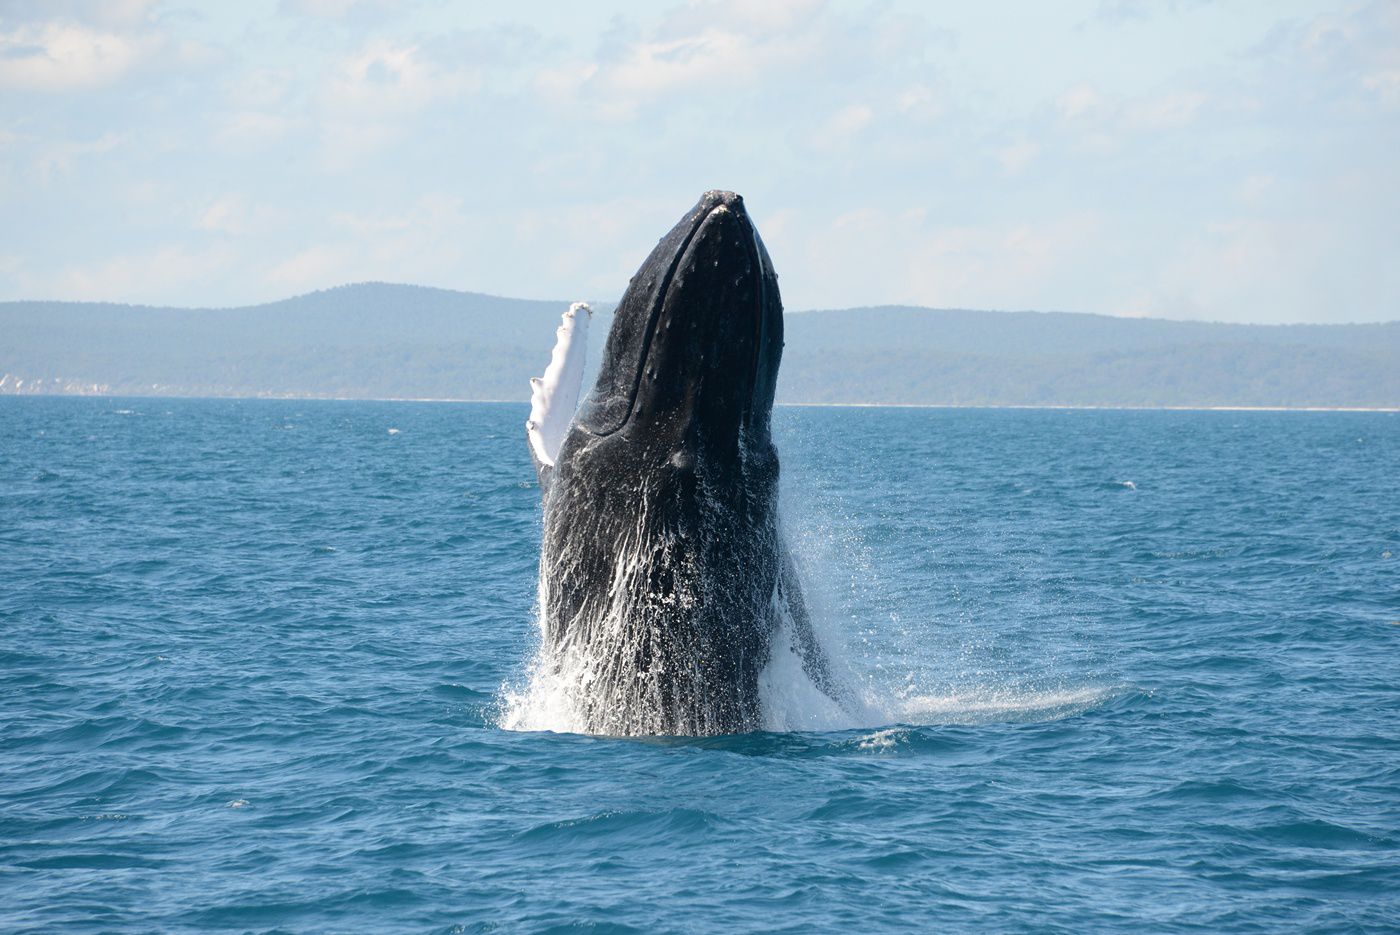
500, 515, 1120, 735
501, 414, 1122, 737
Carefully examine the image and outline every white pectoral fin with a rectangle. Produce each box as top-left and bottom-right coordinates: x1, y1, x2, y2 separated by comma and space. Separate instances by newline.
527, 302, 592, 480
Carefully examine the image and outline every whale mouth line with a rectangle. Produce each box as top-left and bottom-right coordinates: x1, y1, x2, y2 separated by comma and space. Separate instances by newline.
591, 198, 754, 438
744, 212, 768, 410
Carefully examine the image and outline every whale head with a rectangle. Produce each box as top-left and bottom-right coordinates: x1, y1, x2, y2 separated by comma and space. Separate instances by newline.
569, 190, 783, 464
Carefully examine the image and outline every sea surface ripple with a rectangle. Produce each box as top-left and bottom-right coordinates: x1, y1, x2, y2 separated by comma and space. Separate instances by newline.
1, 398, 1397, 933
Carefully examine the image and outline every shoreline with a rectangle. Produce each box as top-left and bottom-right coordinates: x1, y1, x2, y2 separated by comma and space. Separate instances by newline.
2, 393, 1396, 413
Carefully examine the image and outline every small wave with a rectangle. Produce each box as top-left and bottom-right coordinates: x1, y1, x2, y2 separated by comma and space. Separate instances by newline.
856, 728, 906, 751
514, 808, 718, 845
1247, 818, 1388, 850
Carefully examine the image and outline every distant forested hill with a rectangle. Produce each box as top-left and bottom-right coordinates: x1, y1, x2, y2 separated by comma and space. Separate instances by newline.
2, 282, 1396, 408
781, 306, 1400, 407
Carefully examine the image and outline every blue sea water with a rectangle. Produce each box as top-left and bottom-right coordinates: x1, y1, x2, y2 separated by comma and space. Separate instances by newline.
2, 396, 1398, 934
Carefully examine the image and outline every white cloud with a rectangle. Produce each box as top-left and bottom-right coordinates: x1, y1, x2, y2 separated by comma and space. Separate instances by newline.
901, 215, 1104, 310
224, 68, 296, 110
536, 21, 811, 121
197, 195, 241, 234
315, 39, 476, 165
1236, 174, 1276, 204
327, 209, 413, 237
93, 0, 157, 27
781, 207, 1103, 311
280, 0, 358, 17
997, 140, 1039, 175
1122, 90, 1207, 131
216, 111, 298, 148
659, 0, 825, 37
278, 0, 398, 20
814, 104, 874, 146
510, 195, 679, 295
1363, 70, 1400, 107
1124, 208, 1396, 323
196, 194, 287, 236
324, 40, 471, 115
0, 0, 159, 29
535, 0, 929, 121
0, 21, 158, 91
1056, 83, 1102, 119
895, 83, 943, 121
1266, 2, 1400, 113
757, 206, 797, 245
1092, 0, 1213, 26
266, 245, 349, 292
606, 31, 760, 97
1056, 82, 1206, 134
260, 196, 484, 296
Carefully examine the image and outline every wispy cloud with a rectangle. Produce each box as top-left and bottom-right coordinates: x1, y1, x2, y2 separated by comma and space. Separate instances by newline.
0, 21, 160, 91
536, 0, 937, 121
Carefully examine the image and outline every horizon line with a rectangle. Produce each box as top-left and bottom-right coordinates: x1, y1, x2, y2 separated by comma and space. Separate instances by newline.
1, 391, 1395, 413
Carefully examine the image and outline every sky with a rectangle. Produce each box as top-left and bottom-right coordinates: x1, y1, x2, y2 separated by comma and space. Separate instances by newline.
0, 0, 1396, 323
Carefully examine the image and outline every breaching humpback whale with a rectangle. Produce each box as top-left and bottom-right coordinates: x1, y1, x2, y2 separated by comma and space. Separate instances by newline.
525, 190, 838, 736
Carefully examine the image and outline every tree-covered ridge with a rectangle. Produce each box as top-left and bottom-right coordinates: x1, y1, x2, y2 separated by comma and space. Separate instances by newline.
3, 283, 1396, 408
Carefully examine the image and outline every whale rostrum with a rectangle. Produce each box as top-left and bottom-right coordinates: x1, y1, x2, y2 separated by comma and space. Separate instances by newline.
525, 191, 841, 736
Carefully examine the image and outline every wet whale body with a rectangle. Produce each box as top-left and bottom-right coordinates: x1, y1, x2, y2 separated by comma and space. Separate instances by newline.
526, 190, 839, 736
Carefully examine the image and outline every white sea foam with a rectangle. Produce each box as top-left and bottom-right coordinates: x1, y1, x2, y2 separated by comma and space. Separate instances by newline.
887, 685, 1122, 725
757, 615, 865, 732
498, 579, 584, 735
856, 728, 904, 751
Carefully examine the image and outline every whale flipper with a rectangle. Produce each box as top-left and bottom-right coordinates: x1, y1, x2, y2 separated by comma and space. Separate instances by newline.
526, 302, 591, 490
777, 544, 846, 705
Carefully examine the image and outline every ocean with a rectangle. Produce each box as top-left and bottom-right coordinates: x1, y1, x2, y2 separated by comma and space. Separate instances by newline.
2, 397, 1397, 933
